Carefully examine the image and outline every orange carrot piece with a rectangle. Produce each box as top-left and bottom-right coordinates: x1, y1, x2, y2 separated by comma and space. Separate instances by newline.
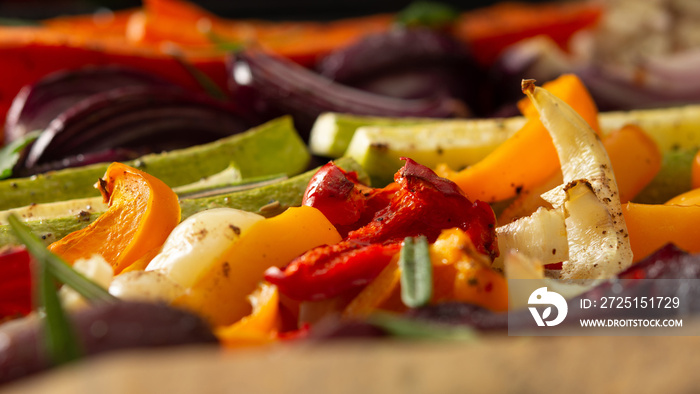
437, 74, 600, 203
48, 162, 181, 274
603, 124, 662, 204
623, 203, 700, 263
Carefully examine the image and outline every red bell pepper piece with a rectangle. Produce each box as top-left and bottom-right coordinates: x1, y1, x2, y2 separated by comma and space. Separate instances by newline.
0, 246, 34, 319
302, 162, 397, 238
347, 158, 498, 257
267, 158, 498, 301
302, 163, 369, 228
265, 242, 402, 301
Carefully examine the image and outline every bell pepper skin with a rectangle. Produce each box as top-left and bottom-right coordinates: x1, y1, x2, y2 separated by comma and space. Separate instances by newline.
267, 158, 497, 301
265, 242, 402, 301
0, 246, 33, 319
302, 163, 369, 228
302, 162, 397, 238
348, 158, 498, 258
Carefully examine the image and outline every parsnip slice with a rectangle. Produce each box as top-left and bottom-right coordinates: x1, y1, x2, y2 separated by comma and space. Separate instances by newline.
494, 206, 568, 269
496, 80, 632, 280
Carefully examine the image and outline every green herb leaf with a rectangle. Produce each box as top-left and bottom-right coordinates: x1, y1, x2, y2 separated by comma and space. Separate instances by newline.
399, 235, 432, 308
38, 253, 82, 365
369, 312, 476, 341
7, 214, 117, 304
395, 1, 459, 30
0, 131, 40, 180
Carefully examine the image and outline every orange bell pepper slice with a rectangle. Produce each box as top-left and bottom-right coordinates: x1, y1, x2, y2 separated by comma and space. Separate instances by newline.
437, 74, 600, 203
623, 202, 700, 263
43, 9, 137, 39
139, 0, 393, 66
604, 124, 662, 204
48, 162, 181, 274
666, 187, 700, 206
343, 228, 507, 316
174, 205, 342, 326
430, 228, 508, 312
215, 282, 281, 348
498, 122, 661, 224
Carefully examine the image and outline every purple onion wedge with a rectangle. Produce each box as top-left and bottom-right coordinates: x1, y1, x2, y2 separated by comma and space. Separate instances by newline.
0, 301, 218, 385
228, 49, 465, 136
315, 28, 494, 114
18, 86, 250, 175
316, 27, 471, 84
5, 66, 174, 144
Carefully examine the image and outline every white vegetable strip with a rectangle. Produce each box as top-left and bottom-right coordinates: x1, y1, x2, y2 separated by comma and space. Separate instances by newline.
495, 206, 568, 269
146, 208, 264, 288
522, 80, 633, 279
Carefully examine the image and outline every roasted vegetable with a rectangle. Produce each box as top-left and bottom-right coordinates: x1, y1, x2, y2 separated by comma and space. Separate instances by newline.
0, 246, 32, 319
316, 27, 488, 114
265, 158, 497, 301
0, 157, 366, 249
4, 66, 172, 145
0, 301, 218, 385
48, 162, 181, 274
0, 116, 309, 211
17, 85, 251, 176
497, 80, 632, 279
437, 74, 601, 203
228, 49, 462, 136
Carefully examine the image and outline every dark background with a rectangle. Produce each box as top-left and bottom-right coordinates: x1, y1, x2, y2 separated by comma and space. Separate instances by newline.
0, 0, 554, 21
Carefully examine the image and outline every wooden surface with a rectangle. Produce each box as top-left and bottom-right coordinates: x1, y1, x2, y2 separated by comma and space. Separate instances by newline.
3, 334, 700, 394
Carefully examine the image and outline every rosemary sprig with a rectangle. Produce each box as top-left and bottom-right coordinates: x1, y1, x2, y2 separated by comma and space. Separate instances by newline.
399, 236, 433, 308
37, 253, 82, 365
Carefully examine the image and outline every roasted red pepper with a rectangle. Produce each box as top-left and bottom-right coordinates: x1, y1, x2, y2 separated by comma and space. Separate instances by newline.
0, 246, 33, 319
302, 162, 397, 238
266, 242, 402, 301
266, 158, 498, 301
347, 158, 498, 256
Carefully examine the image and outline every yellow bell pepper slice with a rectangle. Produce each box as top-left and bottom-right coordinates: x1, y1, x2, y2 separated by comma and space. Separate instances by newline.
174, 205, 342, 326
215, 282, 281, 348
